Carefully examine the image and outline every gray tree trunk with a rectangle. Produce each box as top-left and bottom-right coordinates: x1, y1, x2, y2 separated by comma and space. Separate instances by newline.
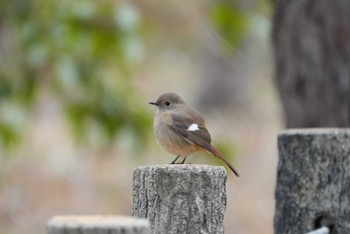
46, 215, 150, 234
275, 129, 350, 234
132, 165, 227, 234
273, 0, 350, 128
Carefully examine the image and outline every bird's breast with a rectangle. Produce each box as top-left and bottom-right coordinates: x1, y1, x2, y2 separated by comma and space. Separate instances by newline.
153, 113, 200, 156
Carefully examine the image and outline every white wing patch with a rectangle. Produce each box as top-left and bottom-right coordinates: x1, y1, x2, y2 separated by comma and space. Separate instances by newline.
188, 123, 199, 131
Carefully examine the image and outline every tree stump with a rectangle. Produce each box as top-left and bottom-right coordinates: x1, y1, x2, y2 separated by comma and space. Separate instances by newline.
275, 129, 350, 233
132, 165, 227, 234
46, 215, 150, 234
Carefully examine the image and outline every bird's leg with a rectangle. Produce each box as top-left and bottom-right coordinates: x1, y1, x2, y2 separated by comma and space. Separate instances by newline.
170, 155, 180, 164
180, 157, 186, 164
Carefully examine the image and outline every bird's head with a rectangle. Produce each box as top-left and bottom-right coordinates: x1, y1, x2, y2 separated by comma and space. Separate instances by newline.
149, 92, 185, 111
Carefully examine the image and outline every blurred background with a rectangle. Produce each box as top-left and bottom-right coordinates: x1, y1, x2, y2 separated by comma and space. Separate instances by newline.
0, 0, 281, 233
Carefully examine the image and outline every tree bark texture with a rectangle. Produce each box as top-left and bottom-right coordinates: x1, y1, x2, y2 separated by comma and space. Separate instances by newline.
46, 215, 150, 234
132, 165, 227, 234
275, 129, 350, 234
273, 0, 350, 128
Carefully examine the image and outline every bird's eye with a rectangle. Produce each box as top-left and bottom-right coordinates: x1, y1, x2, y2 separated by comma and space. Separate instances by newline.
165, 101, 171, 106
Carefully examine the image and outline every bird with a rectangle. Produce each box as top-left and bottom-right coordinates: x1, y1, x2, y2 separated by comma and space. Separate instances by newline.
149, 92, 239, 177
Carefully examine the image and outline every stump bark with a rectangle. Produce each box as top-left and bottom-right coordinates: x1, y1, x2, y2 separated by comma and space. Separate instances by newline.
132, 165, 227, 234
275, 129, 350, 234
46, 215, 150, 234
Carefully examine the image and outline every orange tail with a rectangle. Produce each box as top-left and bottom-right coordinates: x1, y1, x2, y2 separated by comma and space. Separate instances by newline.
209, 145, 239, 177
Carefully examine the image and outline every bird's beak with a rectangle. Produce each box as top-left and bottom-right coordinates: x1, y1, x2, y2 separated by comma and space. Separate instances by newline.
149, 101, 158, 106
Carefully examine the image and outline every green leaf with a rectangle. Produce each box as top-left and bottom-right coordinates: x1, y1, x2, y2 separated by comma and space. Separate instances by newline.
210, 3, 249, 52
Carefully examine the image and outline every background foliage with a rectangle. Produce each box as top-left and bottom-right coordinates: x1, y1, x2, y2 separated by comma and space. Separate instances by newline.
1, 0, 153, 150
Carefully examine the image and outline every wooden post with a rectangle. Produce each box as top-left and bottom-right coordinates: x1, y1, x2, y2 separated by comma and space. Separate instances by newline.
275, 129, 350, 234
46, 215, 150, 234
132, 165, 227, 234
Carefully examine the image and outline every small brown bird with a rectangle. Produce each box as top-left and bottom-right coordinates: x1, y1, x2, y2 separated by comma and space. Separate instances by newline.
149, 92, 239, 177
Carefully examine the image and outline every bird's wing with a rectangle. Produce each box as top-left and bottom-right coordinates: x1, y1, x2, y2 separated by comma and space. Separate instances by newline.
170, 112, 212, 150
